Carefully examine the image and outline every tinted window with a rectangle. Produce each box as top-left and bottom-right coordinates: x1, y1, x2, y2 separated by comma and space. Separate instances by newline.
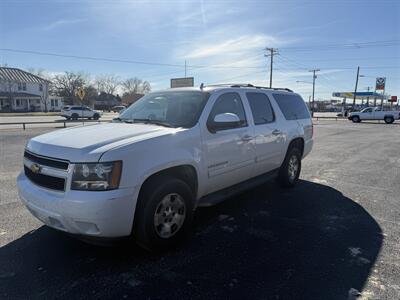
247, 92, 275, 125
207, 92, 247, 130
71, 107, 82, 110
273, 94, 310, 120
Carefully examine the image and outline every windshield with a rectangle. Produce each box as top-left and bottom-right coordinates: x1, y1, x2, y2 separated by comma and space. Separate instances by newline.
119, 91, 209, 128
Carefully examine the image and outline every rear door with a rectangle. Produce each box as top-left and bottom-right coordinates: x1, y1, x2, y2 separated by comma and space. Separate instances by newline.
245, 92, 284, 175
82, 107, 92, 118
201, 91, 255, 193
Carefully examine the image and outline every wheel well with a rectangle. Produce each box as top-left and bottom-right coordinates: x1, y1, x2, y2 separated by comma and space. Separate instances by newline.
288, 138, 304, 156
140, 165, 198, 197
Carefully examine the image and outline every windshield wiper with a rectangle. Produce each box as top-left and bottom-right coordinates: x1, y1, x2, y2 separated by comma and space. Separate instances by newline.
131, 118, 174, 128
113, 117, 134, 124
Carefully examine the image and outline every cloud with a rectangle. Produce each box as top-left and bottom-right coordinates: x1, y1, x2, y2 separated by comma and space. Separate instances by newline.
43, 18, 87, 31
184, 34, 279, 59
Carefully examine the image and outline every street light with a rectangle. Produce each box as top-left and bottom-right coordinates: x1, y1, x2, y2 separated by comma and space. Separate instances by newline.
352, 66, 365, 110
296, 80, 313, 84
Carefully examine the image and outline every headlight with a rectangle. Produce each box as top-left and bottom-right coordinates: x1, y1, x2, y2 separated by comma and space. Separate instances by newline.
71, 161, 122, 191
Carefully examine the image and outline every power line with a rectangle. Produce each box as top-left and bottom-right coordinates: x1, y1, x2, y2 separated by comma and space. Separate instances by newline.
0, 48, 184, 67
279, 39, 400, 52
0, 48, 265, 70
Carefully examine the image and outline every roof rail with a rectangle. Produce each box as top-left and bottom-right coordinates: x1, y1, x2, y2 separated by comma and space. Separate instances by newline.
202, 83, 293, 92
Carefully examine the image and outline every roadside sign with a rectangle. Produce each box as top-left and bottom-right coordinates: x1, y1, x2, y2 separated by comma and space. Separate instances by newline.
76, 87, 85, 100
375, 77, 386, 91
388, 96, 397, 103
171, 77, 194, 88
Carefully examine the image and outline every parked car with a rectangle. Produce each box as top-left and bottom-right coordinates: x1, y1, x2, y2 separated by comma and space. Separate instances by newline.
348, 107, 400, 123
17, 84, 313, 251
112, 105, 127, 113
61, 106, 103, 120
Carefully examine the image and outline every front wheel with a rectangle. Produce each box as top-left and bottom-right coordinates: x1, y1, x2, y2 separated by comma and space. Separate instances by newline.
278, 147, 302, 188
352, 116, 361, 123
133, 177, 194, 251
93, 114, 100, 120
384, 116, 394, 124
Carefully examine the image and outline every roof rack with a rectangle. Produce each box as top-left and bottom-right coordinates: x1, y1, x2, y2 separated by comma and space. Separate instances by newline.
201, 83, 293, 92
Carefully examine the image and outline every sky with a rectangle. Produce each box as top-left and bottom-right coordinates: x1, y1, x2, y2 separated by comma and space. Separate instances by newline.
0, 0, 399, 100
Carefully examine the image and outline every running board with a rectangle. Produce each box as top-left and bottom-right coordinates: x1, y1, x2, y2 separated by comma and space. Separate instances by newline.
197, 169, 279, 207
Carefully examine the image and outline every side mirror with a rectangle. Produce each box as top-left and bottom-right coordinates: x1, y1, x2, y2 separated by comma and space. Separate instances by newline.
209, 113, 241, 132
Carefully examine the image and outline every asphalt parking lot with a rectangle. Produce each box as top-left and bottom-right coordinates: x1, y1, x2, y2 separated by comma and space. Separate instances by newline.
0, 120, 399, 300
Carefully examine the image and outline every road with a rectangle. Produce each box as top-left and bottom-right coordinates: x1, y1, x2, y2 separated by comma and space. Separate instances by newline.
0, 112, 118, 130
0, 120, 399, 299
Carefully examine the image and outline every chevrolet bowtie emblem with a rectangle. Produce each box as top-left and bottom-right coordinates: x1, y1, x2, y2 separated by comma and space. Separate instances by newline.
30, 163, 41, 174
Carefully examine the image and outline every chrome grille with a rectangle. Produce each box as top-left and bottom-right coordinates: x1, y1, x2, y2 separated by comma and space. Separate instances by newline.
23, 151, 69, 191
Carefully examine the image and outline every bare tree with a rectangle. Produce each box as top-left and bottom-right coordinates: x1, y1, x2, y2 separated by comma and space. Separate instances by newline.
51, 72, 89, 104
122, 77, 151, 95
27, 68, 46, 78
95, 74, 120, 95
0, 78, 15, 112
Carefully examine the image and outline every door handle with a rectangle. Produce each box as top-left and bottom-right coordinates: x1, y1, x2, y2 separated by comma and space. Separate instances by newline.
241, 134, 253, 141
272, 129, 282, 136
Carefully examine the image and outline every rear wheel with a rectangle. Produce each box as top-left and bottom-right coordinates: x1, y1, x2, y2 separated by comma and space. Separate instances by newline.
71, 113, 79, 120
133, 177, 194, 251
278, 147, 302, 188
384, 116, 394, 124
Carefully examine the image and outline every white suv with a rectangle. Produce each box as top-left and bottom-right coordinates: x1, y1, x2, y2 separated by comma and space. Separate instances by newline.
61, 105, 102, 120
17, 84, 313, 250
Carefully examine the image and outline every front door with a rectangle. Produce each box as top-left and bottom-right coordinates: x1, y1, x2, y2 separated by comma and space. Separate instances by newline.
362, 107, 374, 119
202, 92, 255, 194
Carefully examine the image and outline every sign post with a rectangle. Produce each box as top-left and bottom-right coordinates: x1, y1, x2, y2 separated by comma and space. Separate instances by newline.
76, 87, 86, 122
376, 77, 386, 109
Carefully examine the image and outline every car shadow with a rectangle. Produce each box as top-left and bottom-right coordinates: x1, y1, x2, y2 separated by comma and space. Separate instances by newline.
0, 180, 382, 300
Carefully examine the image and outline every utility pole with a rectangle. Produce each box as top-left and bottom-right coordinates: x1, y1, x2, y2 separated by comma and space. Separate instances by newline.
352, 66, 360, 110
309, 69, 320, 117
184, 60, 187, 78
265, 48, 278, 88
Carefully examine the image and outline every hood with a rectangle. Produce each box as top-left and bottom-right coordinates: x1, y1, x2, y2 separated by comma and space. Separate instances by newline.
26, 123, 178, 162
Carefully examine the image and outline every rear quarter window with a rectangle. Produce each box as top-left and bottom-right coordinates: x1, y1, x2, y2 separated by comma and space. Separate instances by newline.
273, 93, 310, 120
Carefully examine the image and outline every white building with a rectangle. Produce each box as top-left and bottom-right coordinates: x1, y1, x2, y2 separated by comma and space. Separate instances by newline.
0, 67, 63, 112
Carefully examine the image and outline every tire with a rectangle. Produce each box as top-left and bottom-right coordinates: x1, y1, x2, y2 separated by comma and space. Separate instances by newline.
71, 113, 79, 120
133, 176, 194, 251
93, 114, 100, 120
384, 116, 394, 124
65, 117, 71, 120
278, 147, 302, 188
352, 116, 361, 123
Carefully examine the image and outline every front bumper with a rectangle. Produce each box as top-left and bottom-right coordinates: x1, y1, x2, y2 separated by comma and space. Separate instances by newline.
17, 172, 138, 237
